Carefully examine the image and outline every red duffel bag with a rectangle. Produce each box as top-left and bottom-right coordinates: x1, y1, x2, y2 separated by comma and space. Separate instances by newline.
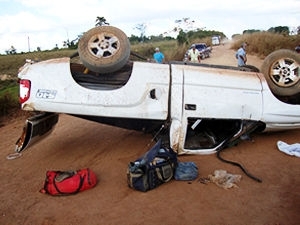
40, 168, 97, 196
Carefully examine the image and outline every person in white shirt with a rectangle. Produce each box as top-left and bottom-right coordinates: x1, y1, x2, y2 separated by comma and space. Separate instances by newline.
188, 44, 201, 63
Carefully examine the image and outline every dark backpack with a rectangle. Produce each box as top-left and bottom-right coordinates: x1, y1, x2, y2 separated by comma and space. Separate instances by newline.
40, 168, 97, 196
127, 139, 178, 192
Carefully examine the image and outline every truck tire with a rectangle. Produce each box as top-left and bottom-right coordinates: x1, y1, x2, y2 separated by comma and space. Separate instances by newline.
78, 26, 130, 73
261, 49, 300, 96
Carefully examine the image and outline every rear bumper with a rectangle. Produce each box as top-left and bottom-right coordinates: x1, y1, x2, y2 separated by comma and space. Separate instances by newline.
15, 113, 59, 153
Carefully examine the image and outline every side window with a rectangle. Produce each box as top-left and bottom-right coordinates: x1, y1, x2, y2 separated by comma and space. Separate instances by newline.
183, 118, 242, 150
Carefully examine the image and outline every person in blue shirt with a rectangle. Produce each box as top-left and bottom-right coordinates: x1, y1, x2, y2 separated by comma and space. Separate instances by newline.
153, 47, 165, 63
236, 42, 247, 66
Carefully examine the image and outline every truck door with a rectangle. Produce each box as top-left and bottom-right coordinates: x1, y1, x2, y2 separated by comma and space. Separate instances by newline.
170, 64, 263, 154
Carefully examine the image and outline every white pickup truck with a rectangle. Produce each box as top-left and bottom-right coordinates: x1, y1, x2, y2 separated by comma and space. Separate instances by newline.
15, 26, 300, 155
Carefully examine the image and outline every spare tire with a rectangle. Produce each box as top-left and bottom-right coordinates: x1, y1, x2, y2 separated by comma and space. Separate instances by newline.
261, 49, 300, 96
78, 26, 130, 73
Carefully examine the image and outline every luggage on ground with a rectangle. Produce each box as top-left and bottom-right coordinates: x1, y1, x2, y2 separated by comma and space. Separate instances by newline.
127, 139, 178, 192
40, 168, 97, 196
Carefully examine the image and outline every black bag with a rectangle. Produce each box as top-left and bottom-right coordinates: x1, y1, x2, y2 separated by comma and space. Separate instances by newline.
127, 139, 178, 192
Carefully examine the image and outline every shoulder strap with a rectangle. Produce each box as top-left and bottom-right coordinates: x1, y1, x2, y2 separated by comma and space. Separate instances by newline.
140, 139, 162, 164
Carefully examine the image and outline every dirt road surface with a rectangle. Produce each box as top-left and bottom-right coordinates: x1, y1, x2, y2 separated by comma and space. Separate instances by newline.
1, 43, 300, 225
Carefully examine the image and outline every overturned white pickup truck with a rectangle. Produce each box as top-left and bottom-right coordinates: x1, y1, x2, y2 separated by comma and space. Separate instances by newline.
16, 26, 300, 155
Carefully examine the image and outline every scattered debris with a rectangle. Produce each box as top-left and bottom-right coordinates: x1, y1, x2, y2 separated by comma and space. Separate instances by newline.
208, 169, 242, 189
6, 152, 22, 160
277, 141, 300, 157
198, 177, 210, 184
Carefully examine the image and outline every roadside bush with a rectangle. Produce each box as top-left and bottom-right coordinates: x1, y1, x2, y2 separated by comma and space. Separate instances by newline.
0, 49, 76, 77
141, 31, 300, 62
130, 40, 183, 61
231, 32, 300, 57
0, 80, 19, 118
0, 93, 19, 117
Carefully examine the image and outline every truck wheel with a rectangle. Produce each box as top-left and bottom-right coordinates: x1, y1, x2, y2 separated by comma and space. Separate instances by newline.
261, 49, 300, 96
78, 26, 130, 73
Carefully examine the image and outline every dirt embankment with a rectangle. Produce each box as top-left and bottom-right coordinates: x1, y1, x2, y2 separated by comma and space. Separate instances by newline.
0, 43, 300, 225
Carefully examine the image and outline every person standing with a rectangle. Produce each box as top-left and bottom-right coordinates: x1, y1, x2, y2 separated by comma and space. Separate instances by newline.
153, 47, 165, 63
188, 44, 201, 63
236, 42, 248, 66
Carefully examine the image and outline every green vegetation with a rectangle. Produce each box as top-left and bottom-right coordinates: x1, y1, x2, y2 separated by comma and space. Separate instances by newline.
0, 80, 19, 118
131, 31, 300, 62
0, 49, 77, 76
0, 30, 299, 121
0, 49, 77, 121
231, 31, 300, 57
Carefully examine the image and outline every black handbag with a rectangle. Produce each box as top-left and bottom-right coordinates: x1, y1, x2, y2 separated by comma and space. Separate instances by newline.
127, 139, 178, 192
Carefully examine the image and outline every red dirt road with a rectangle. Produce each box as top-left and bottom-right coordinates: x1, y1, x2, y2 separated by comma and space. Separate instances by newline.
1, 44, 300, 225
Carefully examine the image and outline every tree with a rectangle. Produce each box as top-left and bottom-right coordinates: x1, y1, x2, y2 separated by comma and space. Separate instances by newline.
63, 33, 83, 49
174, 18, 196, 33
177, 30, 188, 46
128, 34, 140, 43
135, 23, 147, 42
95, 16, 109, 26
268, 26, 290, 35
243, 29, 261, 34
172, 18, 194, 46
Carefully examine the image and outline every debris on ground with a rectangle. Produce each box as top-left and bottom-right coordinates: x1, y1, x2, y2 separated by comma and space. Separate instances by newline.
277, 141, 300, 157
208, 169, 242, 189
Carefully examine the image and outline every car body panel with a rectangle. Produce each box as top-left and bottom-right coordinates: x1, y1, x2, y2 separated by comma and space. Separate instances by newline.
19, 58, 170, 120
261, 81, 300, 131
17, 58, 300, 154
170, 64, 263, 154
179, 64, 263, 119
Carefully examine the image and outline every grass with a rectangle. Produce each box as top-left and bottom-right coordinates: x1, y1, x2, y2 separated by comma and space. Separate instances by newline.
130, 40, 185, 61
131, 32, 300, 62
0, 49, 77, 76
0, 49, 77, 122
0, 31, 299, 121
231, 32, 300, 57
0, 80, 19, 118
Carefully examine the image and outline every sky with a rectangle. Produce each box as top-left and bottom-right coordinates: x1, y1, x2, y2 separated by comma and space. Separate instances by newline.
0, 0, 299, 54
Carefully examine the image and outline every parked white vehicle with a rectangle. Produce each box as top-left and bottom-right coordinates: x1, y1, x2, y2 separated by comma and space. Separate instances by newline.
212, 36, 220, 45
15, 26, 300, 156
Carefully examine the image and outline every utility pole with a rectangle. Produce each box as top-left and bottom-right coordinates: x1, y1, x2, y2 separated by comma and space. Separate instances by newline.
28, 36, 30, 52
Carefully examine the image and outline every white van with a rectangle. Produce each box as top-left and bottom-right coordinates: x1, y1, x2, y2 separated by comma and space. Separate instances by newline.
212, 36, 220, 45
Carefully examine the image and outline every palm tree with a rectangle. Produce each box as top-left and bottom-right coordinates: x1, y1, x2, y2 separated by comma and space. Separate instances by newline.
95, 16, 109, 26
